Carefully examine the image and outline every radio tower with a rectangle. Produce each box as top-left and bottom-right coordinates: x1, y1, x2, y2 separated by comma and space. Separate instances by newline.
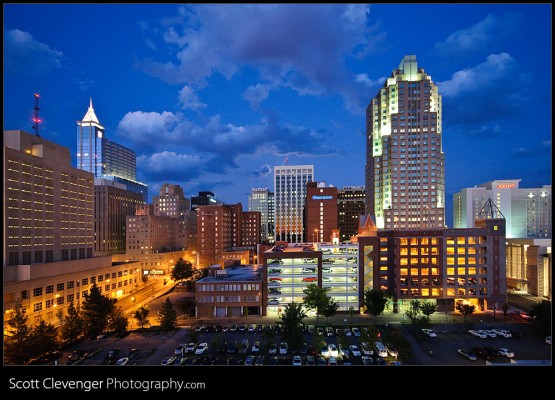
32, 93, 41, 137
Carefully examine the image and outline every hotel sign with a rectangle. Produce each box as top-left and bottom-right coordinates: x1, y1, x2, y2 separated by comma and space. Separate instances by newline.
497, 184, 515, 189
312, 195, 333, 200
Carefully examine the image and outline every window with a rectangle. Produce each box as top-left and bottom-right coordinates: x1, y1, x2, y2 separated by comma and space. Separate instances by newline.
34, 302, 43, 312
21, 290, 29, 300
33, 287, 43, 297
82, 278, 88, 285
67, 294, 74, 303
46, 285, 54, 294
57, 283, 64, 291
57, 297, 64, 306
67, 281, 74, 289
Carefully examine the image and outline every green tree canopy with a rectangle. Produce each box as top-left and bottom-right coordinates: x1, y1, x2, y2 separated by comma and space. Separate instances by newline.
530, 300, 551, 336
364, 289, 388, 316
322, 299, 340, 324
134, 306, 150, 329
4, 298, 32, 364
303, 284, 330, 326
455, 302, 476, 321
159, 297, 178, 331
108, 307, 129, 333
171, 258, 194, 282
29, 320, 59, 358
60, 301, 84, 346
279, 302, 307, 350
420, 301, 438, 323
81, 283, 116, 337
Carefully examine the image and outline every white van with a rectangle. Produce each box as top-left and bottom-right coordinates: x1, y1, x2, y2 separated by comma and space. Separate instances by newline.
374, 341, 388, 358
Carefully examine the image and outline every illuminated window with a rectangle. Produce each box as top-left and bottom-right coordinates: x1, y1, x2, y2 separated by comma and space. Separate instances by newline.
410, 258, 419, 265
400, 278, 408, 286
420, 238, 429, 245
431, 257, 438, 265
468, 288, 476, 295
411, 289, 419, 296
446, 237, 454, 245
457, 288, 466, 296
447, 288, 455, 297
400, 268, 408, 276
457, 247, 466, 255
410, 268, 418, 276
421, 288, 429, 296
430, 268, 439, 275
400, 248, 408, 256
400, 258, 408, 266
468, 257, 476, 265
457, 237, 465, 245
446, 268, 455, 275
410, 238, 418, 245
457, 258, 466, 265
400, 238, 408, 246
468, 267, 477, 275
468, 237, 476, 245
421, 278, 429, 286
447, 257, 454, 265
421, 268, 429, 275
421, 257, 429, 264
468, 247, 476, 255
446, 247, 454, 255
431, 238, 437, 245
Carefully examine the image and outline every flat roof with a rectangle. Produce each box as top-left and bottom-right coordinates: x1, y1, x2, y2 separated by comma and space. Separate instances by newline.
197, 266, 262, 283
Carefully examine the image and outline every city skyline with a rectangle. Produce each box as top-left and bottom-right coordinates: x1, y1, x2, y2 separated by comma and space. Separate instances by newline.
4, 4, 552, 227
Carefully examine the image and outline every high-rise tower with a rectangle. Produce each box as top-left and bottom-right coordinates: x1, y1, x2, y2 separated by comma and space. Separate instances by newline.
76, 99, 148, 202
274, 164, 314, 243
365, 55, 444, 229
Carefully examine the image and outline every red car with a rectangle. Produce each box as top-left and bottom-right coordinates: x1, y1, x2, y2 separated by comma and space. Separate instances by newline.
303, 277, 317, 282
269, 277, 282, 282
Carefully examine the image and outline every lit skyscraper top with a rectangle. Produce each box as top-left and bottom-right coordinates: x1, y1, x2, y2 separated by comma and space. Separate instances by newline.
365, 55, 444, 229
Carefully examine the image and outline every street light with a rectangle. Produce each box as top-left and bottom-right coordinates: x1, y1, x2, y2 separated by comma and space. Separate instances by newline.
313, 228, 319, 243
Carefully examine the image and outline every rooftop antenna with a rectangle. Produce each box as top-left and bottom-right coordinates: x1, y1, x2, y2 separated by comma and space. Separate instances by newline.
32, 93, 41, 137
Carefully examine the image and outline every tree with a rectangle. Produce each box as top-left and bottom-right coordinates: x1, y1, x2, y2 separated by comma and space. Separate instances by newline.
279, 302, 307, 350
134, 306, 150, 329
159, 297, 178, 331
420, 301, 438, 323
455, 302, 476, 321
81, 283, 116, 337
530, 300, 551, 336
108, 307, 129, 333
322, 299, 340, 324
4, 298, 32, 364
502, 303, 509, 321
364, 289, 388, 316
60, 301, 84, 346
303, 284, 330, 326
29, 320, 59, 358
171, 258, 194, 283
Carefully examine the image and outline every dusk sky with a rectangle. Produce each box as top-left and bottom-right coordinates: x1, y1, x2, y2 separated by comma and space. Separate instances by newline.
4, 3, 552, 227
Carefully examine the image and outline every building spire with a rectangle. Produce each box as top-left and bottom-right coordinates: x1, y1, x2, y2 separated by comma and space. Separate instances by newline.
81, 97, 100, 124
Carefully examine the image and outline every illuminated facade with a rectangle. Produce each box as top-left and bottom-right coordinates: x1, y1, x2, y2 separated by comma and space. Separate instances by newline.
248, 188, 274, 243
262, 242, 359, 316
76, 98, 148, 202
453, 180, 551, 238
274, 165, 314, 243
338, 186, 365, 242
153, 183, 190, 218
506, 239, 551, 298
305, 181, 338, 243
365, 55, 445, 229
358, 216, 506, 312
3, 130, 145, 323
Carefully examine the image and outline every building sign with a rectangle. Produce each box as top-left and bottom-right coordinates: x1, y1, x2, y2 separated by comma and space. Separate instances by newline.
497, 184, 515, 189
312, 195, 333, 200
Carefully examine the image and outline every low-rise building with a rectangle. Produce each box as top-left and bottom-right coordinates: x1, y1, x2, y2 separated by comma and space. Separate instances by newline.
195, 265, 263, 318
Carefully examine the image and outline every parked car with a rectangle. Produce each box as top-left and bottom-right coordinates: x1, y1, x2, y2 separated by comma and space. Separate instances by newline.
360, 342, 373, 356
268, 343, 278, 354
496, 347, 515, 358
457, 349, 477, 361
115, 357, 129, 365
174, 343, 187, 356
349, 345, 362, 357
325, 327, 334, 337
338, 344, 349, 357
320, 345, 330, 357
251, 341, 260, 353
386, 347, 399, 358
161, 356, 177, 365
351, 327, 361, 337
361, 356, 373, 365
328, 356, 338, 366
292, 355, 302, 366
185, 343, 196, 354
328, 344, 338, 357
468, 329, 488, 339
195, 343, 208, 355
244, 355, 255, 366
279, 342, 289, 355
422, 328, 437, 338
491, 329, 512, 338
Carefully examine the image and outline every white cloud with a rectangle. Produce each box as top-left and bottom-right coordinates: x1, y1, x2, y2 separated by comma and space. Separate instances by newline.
178, 85, 206, 110
4, 29, 64, 74
438, 53, 516, 97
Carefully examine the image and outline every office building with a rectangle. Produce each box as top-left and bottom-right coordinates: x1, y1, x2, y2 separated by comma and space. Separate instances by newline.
248, 188, 274, 243
506, 239, 551, 299
191, 191, 223, 210
338, 186, 365, 242
94, 178, 144, 256
3, 130, 144, 323
453, 179, 551, 238
305, 181, 338, 243
357, 207, 507, 313
153, 183, 191, 218
365, 55, 445, 229
76, 98, 148, 202
274, 164, 314, 243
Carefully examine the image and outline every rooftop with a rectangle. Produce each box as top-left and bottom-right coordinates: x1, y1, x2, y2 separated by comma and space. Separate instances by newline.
197, 265, 262, 283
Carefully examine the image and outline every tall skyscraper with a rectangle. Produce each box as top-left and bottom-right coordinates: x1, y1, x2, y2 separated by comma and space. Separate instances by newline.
365, 55, 445, 229
248, 188, 274, 243
338, 186, 365, 242
76, 99, 148, 202
274, 164, 314, 243
453, 179, 551, 239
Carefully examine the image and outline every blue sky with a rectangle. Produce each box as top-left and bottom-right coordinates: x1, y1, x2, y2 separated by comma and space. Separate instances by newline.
4, 4, 552, 227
